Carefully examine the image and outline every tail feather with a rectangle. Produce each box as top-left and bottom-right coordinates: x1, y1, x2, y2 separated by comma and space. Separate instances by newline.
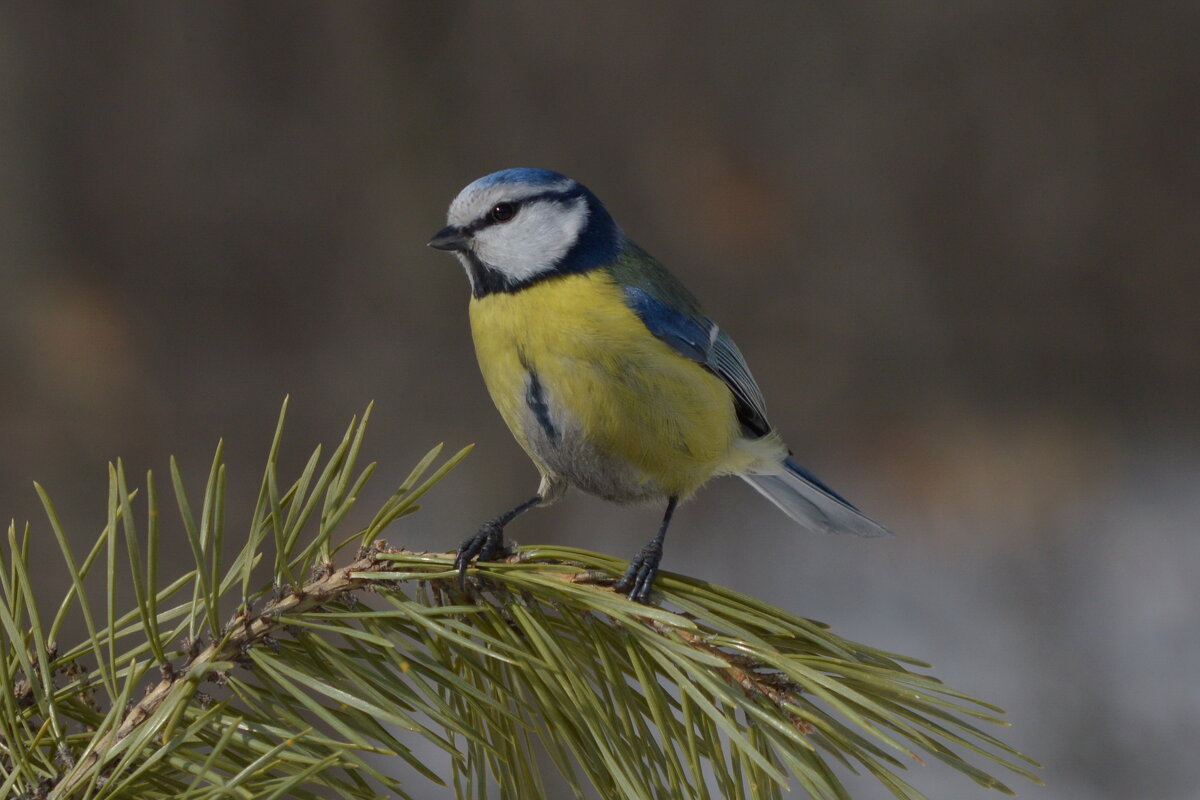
741, 457, 893, 538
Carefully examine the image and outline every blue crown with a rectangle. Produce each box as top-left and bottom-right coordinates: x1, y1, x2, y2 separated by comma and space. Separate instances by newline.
477, 168, 572, 188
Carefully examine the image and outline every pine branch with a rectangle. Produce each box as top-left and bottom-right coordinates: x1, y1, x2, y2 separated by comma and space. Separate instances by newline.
47, 548, 386, 799
0, 402, 1041, 799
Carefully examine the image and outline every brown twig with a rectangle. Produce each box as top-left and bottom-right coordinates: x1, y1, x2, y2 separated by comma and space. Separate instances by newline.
49, 547, 390, 800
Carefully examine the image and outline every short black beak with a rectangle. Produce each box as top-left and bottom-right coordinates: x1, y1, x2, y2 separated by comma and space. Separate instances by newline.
427, 225, 469, 252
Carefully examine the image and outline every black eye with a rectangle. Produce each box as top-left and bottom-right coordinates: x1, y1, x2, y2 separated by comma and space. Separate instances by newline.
489, 202, 516, 223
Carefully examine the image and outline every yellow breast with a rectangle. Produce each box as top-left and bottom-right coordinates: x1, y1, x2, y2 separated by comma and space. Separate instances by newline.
468, 270, 746, 500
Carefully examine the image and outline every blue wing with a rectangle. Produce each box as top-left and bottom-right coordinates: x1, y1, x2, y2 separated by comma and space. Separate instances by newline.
622, 285, 772, 438
617, 258, 894, 538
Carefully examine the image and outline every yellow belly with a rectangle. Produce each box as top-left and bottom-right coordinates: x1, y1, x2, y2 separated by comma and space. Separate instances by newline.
469, 270, 746, 500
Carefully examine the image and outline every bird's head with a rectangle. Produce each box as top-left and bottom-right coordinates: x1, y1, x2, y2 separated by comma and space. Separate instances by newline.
428, 168, 621, 295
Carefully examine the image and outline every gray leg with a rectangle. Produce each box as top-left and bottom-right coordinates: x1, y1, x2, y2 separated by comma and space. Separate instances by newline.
455, 495, 541, 589
614, 497, 679, 603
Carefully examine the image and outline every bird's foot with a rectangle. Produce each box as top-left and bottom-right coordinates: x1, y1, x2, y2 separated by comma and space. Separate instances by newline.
613, 539, 664, 604
454, 522, 510, 590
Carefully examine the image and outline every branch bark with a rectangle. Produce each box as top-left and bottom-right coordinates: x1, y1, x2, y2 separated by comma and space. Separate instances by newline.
49, 547, 388, 799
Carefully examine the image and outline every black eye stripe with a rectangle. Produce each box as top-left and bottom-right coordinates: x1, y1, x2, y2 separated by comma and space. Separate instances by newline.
466, 187, 583, 234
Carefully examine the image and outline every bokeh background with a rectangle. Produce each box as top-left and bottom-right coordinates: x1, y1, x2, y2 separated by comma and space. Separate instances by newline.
2, 3, 1197, 798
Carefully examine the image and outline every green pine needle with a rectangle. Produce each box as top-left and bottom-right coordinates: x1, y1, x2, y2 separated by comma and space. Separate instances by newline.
0, 403, 1041, 799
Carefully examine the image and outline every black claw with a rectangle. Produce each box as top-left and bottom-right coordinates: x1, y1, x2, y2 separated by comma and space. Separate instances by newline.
614, 540, 663, 604
454, 523, 506, 590
478, 527, 505, 562
454, 496, 542, 591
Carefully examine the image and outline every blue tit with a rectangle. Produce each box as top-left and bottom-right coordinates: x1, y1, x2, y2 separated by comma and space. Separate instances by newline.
429, 168, 892, 603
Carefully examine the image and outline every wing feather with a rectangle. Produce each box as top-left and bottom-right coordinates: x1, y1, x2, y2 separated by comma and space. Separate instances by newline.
610, 244, 894, 539
621, 283, 772, 437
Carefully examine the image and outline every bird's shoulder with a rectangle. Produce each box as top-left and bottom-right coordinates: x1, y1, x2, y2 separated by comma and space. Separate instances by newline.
605, 239, 772, 437
605, 239, 707, 321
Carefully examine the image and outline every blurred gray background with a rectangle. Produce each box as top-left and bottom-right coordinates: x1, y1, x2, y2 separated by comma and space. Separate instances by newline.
1, 3, 1197, 798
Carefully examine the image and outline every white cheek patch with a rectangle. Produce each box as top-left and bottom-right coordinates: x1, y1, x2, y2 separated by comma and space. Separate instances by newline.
474, 197, 589, 282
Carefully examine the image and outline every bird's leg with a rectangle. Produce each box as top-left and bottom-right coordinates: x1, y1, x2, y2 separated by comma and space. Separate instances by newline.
614, 497, 679, 604
455, 495, 541, 589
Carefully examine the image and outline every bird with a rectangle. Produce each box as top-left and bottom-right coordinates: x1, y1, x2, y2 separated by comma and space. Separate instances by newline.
428, 168, 891, 603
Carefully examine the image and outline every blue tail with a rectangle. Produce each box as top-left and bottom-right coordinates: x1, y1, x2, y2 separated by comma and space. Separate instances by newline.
741, 458, 893, 538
